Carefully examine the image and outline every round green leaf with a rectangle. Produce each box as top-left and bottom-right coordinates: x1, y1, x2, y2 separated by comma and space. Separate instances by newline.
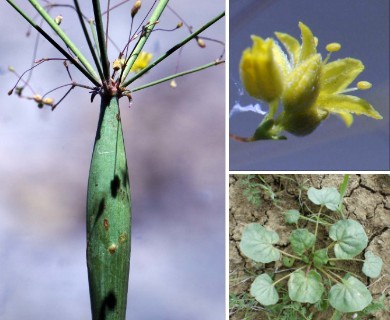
329, 276, 372, 312
313, 248, 329, 268
250, 273, 279, 306
329, 219, 368, 258
307, 187, 341, 211
288, 270, 324, 304
239, 223, 280, 263
362, 251, 383, 278
285, 209, 300, 224
289, 229, 315, 256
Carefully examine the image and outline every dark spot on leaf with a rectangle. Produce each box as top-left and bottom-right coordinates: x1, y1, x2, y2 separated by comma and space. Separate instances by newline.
110, 175, 120, 198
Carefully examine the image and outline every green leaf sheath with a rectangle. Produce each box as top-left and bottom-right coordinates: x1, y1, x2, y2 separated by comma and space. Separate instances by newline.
87, 96, 131, 320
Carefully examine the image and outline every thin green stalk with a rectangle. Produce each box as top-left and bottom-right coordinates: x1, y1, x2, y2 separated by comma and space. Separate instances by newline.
338, 174, 349, 218
73, 0, 104, 81
6, 0, 100, 87
312, 205, 323, 253
92, 0, 110, 80
87, 96, 131, 320
273, 266, 305, 286
122, 11, 225, 87
278, 249, 302, 261
28, 0, 100, 82
120, 0, 170, 83
89, 19, 101, 60
131, 60, 224, 92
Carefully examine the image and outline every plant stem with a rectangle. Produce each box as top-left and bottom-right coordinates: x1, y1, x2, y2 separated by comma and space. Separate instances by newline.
338, 174, 349, 219
120, 0, 170, 84
122, 11, 225, 87
273, 266, 305, 286
73, 0, 105, 81
5, 0, 100, 87
318, 267, 341, 284
131, 60, 224, 92
278, 249, 302, 261
87, 96, 131, 320
28, 0, 100, 82
92, 0, 110, 80
312, 205, 323, 253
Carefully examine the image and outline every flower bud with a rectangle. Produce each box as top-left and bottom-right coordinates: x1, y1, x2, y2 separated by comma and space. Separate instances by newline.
240, 36, 284, 102
131, 0, 142, 18
196, 37, 206, 48
112, 58, 125, 71
282, 53, 322, 113
55, 15, 63, 25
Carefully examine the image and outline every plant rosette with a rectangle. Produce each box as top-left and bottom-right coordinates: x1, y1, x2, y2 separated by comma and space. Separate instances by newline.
239, 186, 383, 314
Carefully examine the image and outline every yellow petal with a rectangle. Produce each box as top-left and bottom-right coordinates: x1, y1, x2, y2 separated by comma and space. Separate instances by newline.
298, 22, 317, 63
337, 111, 354, 127
317, 94, 382, 119
275, 31, 300, 65
282, 53, 322, 113
240, 36, 284, 102
321, 58, 364, 94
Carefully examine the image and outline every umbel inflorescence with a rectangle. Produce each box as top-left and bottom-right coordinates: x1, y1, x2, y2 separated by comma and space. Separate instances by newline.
230, 22, 382, 141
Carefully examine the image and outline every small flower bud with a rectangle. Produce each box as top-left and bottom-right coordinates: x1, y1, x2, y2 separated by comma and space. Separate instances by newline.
33, 94, 42, 103
112, 58, 125, 71
55, 15, 63, 25
196, 37, 206, 48
43, 97, 54, 106
8, 66, 15, 72
176, 21, 183, 29
170, 80, 177, 88
131, 0, 142, 18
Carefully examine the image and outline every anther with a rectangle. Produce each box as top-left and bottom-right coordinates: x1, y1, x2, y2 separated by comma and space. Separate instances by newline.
357, 81, 372, 90
326, 43, 341, 52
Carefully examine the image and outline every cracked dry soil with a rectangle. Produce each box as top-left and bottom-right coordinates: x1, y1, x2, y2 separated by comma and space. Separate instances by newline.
229, 174, 390, 320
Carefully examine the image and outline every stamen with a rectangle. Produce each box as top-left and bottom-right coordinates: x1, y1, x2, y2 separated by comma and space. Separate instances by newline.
357, 81, 372, 90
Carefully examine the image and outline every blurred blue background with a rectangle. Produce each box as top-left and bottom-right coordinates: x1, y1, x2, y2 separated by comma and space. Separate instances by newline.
230, 0, 389, 170
0, 1, 225, 319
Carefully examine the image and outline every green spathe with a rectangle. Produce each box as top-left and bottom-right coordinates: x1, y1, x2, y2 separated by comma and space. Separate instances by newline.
329, 276, 372, 313
239, 223, 280, 263
250, 273, 279, 306
329, 219, 368, 258
288, 270, 324, 304
87, 96, 131, 320
307, 187, 341, 211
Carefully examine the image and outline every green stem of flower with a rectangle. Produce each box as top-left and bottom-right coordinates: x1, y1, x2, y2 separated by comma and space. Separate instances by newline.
273, 266, 305, 286
266, 99, 279, 120
120, 0, 170, 84
73, 0, 104, 81
28, 0, 100, 82
312, 205, 323, 253
5, 0, 100, 87
131, 60, 224, 92
122, 11, 225, 88
92, 0, 110, 80
278, 249, 302, 261
318, 267, 341, 284
89, 19, 101, 61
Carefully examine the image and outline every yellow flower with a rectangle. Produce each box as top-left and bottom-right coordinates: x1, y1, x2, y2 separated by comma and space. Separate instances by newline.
130, 51, 153, 73
233, 22, 382, 140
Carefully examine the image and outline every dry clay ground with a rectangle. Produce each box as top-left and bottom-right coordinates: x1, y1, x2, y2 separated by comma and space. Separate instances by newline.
230, 174, 390, 320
